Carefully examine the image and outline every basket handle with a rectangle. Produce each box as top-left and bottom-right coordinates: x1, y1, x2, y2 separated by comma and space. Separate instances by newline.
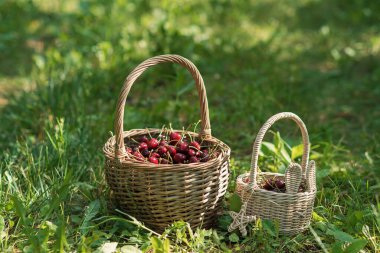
114, 54, 211, 158
249, 112, 310, 187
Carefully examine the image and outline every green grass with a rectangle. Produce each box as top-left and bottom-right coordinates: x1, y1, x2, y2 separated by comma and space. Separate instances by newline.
1, 0, 379, 252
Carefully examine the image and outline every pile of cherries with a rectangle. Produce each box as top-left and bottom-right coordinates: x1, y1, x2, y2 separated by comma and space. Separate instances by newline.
125, 131, 216, 164
243, 176, 305, 193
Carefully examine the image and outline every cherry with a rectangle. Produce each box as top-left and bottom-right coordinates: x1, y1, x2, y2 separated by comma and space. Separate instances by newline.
243, 177, 250, 183
201, 149, 209, 155
132, 151, 144, 161
275, 179, 285, 189
170, 132, 182, 141
173, 153, 186, 164
138, 142, 148, 151
200, 155, 209, 162
167, 145, 177, 156
125, 147, 133, 154
159, 140, 167, 146
263, 178, 275, 191
148, 138, 159, 149
157, 146, 168, 156
140, 136, 149, 143
160, 158, 169, 164
263, 182, 273, 191
141, 149, 150, 157
149, 157, 159, 164
187, 149, 196, 157
178, 141, 189, 153
190, 141, 201, 150
151, 152, 160, 158
189, 156, 199, 163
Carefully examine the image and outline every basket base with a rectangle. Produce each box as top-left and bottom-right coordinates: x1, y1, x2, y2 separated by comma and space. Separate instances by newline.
107, 193, 222, 233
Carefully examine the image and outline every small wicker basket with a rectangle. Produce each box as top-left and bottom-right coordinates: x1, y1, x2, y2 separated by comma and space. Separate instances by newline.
235, 112, 316, 234
103, 54, 230, 232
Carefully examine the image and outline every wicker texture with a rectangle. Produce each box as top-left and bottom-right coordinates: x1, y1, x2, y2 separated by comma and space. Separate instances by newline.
235, 112, 316, 234
103, 54, 230, 232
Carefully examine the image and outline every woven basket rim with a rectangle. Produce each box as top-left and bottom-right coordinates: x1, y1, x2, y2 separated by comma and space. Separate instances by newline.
237, 172, 316, 196
104, 128, 231, 170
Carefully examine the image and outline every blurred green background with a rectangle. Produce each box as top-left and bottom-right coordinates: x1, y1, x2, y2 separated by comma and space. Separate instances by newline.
0, 0, 379, 252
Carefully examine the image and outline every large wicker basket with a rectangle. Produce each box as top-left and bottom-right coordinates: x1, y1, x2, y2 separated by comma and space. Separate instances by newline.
103, 54, 230, 232
235, 112, 316, 234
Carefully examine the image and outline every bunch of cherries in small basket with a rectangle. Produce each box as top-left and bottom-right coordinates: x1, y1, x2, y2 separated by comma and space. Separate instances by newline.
125, 131, 219, 164
243, 176, 306, 193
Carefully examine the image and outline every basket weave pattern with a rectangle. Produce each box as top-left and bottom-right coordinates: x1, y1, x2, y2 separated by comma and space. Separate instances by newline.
236, 112, 317, 234
103, 55, 230, 232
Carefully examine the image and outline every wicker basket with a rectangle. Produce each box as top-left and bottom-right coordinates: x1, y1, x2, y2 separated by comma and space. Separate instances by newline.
103, 54, 230, 232
235, 112, 316, 234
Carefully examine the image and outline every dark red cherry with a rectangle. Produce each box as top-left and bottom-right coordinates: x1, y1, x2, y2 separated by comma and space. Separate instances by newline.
159, 140, 167, 146
139, 142, 148, 151
157, 146, 168, 156
201, 149, 209, 155
140, 136, 149, 143
188, 149, 196, 157
173, 153, 186, 164
189, 156, 199, 163
178, 141, 189, 153
151, 152, 160, 158
125, 147, 133, 154
160, 158, 169, 164
132, 151, 144, 161
149, 157, 159, 164
167, 145, 177, 156
190, 141, 201, 150
148, 138, 159, 149
275, 179, 285, 189
141, 149, 150, 157
170, 132, 182, 141
200, 155, 209, 162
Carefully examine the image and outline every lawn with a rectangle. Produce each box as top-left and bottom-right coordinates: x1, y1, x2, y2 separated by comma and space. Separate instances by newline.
0, 0, 379, 252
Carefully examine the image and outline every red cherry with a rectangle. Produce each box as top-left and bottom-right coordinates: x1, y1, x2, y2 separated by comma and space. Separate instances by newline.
167, 146, 177, 156
151, 152, 160, 158
188, 149, 196, 157
160, 158, 169, 164
263, 183, 273, 191
200, 151, 210, 161
189, 156, 199, 163
178, 141, 189, 153
141, 149, 150, 157
148, 138, 159, 149
159, 140, 167, 146
140, 136, 149, 143
190, 141, 201, 150
170, 132, 182, 141
275, 179, 285, 189
139, 142, 148, 151
263, 178, 275, 190
201, 149, 209, 155
158, 146, 168, 156
149, 157, 159, 164
173, 153, 186, 164
125, 147, 133, 154
197, 150, 209, 160
200, 156, 209, 162
132, 151, 144, 161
